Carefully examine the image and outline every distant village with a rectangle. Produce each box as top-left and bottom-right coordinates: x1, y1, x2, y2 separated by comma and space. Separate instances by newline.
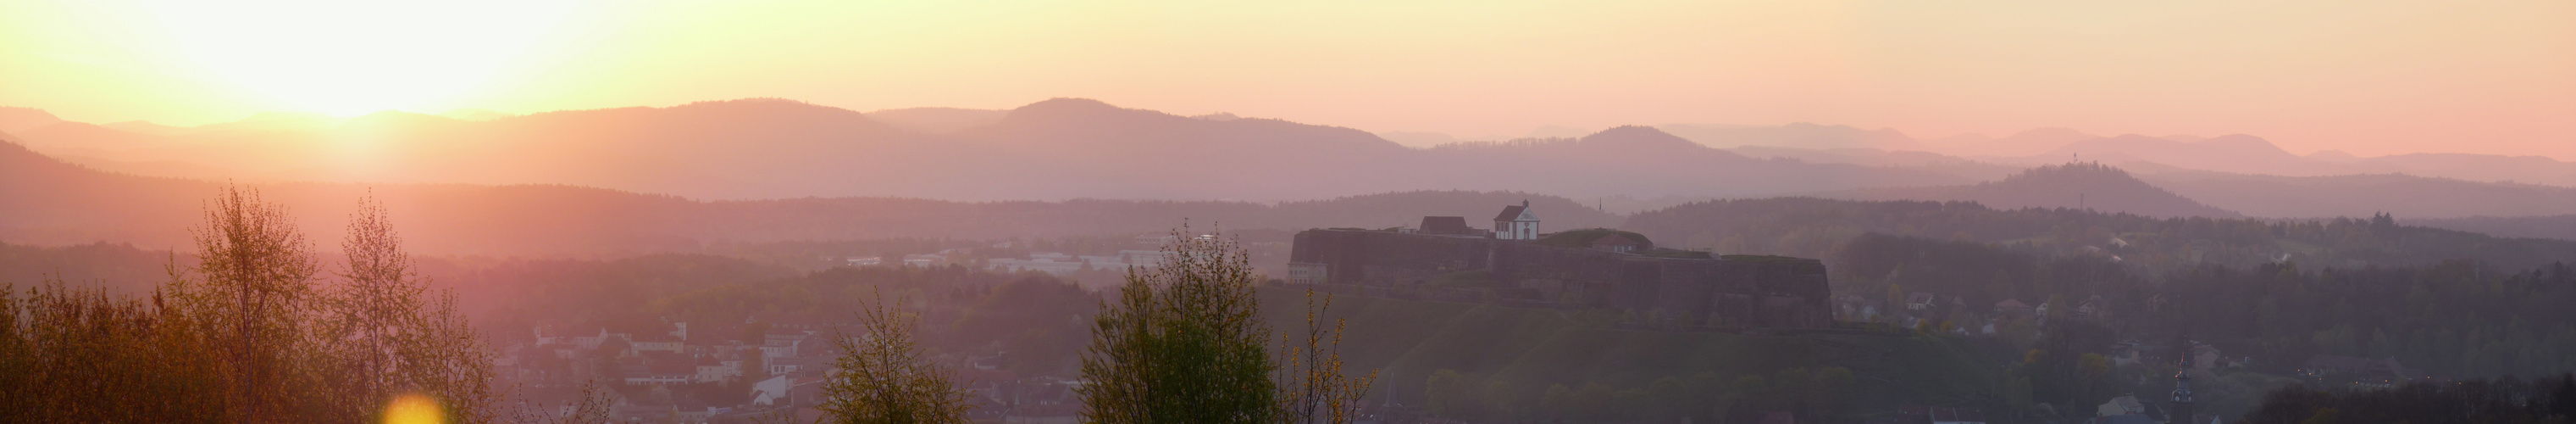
485, 201, 2446, 424
1839, 271, 2435, 424
490, 201, 1831, 422
496, 293, 1094, 422
845, 234, 1179, 276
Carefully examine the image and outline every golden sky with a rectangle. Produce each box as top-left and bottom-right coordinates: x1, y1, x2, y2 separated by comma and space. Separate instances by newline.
4, 1, 2571, 158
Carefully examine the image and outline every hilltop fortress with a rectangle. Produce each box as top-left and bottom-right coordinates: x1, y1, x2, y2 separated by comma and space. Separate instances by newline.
1286, 202, 1834, 329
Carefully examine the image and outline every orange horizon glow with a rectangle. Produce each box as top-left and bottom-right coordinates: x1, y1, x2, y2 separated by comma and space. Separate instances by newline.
2, 1, 2570, 159
385, 393, 443, 424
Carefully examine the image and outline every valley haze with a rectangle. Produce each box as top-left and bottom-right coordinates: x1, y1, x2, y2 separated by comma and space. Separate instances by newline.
5, 2, 2573, 424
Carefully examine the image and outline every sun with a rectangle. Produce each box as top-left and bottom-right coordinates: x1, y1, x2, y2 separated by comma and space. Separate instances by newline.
136, 0, 579, 116
384, 393, 444, 424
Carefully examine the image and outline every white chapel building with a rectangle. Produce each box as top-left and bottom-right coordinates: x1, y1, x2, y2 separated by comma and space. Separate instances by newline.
1493, 201, 1540, 240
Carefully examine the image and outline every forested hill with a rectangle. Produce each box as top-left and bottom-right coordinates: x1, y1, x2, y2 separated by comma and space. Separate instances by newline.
1833, 230, 2576, 382
2, 137, 1613, 256
1620, 197, 2576, 272
1820, 162, 2243, 219
2142, 171, 2576, 219
2407, 215, 2576, 242
1410, 126, 1964, 199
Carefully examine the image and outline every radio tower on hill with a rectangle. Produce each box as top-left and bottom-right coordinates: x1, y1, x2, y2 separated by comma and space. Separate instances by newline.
2170, 363, 2197, 423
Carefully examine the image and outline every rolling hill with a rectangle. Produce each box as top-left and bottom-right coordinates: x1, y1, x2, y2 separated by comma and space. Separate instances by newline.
1415, 126, 1967, 198
1818, 162, 2242, 219
1785, 158, 2576, 220
864, 107, 1007, 134
1619, 196, 2576, 272
1653, 122, 1923, 151
2030, 134, 2309, 176
2140, 171, 2576, 219
3, 99, 1970, 202
0, 136, 1616, 257
1648, 121, 2576, 190
2407, 215, 2576, 242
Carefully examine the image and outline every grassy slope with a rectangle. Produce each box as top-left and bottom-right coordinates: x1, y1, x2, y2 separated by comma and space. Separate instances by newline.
1260, 287, 2004, 411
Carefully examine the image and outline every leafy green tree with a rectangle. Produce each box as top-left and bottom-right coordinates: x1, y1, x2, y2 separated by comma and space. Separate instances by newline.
1276, 290, 1377, 424
816, 292, 975, 424
1810, 367, 1856, 416
1537, 383, 1573, 419
1719, 375, 1770, 421
1570, 382, 1616, 421
2242, 375, 2576, 424
1079, 226, 1276, 424
2005, 376, 2036, 418
1638, 377, 1690, 421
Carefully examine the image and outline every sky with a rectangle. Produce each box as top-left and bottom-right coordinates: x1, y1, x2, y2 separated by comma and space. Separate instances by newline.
3, 1, 2571, 159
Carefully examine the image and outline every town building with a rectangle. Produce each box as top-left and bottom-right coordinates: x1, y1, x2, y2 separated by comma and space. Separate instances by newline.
2097, 394, 2145, 416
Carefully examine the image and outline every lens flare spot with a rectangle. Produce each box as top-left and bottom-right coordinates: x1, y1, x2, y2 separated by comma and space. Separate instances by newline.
385, 393, 444, 424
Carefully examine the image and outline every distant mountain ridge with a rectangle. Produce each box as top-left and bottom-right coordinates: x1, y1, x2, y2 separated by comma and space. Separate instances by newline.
1632, 122, 2576, 189
33, 101, 2576, 192
865, 107, 1006, 134
0, 137, 1619, 256
1413, 126, 1966, 198
1819, 162, 2243, 218
1654, 122, 1921, 150
17, 98, 2576, 226
2141, 172, 2576, 219
14, 131, 2576, 262
1620, 196, 2576, 272
2040, 134, 2306, 172
4, 98, 1968, 202
0, 107, 64, 133
949, 98, 1417, 200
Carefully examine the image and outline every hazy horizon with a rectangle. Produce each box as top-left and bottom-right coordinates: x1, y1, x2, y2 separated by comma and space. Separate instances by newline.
6, 1, 2572, 159
0, 97, 2368, 151
8, 3, 2576, 422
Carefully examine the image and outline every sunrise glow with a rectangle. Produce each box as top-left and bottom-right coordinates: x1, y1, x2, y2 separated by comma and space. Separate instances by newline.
4, 1, 2566, 159
7, 3, 2576, 423
133, 0, 579, 115
384, 393, 443, 424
